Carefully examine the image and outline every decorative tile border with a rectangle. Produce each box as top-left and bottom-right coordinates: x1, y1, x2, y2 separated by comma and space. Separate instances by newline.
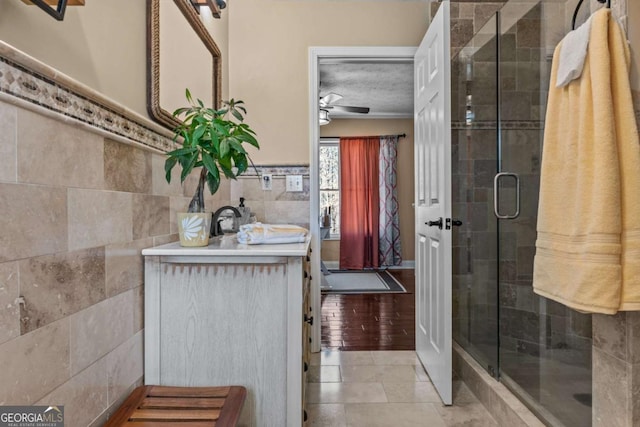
452, 120, 544, 130
0, 41, 177, 153
240, 165, 310, 177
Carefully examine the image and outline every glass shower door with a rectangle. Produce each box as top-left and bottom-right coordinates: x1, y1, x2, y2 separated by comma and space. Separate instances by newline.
452, 2, 594, 425
451, 14, 500, 376
496, 2, 592, 426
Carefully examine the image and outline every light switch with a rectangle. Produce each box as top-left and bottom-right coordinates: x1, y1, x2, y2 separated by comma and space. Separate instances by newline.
286, 175, 303, 192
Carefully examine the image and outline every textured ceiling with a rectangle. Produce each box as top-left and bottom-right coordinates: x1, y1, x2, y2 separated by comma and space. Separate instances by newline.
319, 61, 413, 119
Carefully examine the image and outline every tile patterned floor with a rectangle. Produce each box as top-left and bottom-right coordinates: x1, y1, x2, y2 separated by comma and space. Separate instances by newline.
306, 350, 498, 427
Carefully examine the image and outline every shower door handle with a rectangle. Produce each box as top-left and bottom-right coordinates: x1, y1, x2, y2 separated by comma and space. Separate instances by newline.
493, 172, 520, 219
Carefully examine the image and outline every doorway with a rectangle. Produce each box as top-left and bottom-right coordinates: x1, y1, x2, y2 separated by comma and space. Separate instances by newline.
308, 47, 416, 352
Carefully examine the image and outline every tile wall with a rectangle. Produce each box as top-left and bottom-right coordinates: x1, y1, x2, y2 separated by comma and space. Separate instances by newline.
0, 98, 311, 426
230, 172, 311, 231
444, 2, 503, 374
450, 1, 583, 371
452, 0, 640, 427
450, 0, 593, 362
433, 1, 507, 58
0, 98, 228, 425
0, 57, 312, 427
590, 1, 640, 426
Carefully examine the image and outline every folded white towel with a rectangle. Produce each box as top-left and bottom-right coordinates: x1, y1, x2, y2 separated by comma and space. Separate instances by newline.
236, 223, 308, 245
556, 15, 594, 88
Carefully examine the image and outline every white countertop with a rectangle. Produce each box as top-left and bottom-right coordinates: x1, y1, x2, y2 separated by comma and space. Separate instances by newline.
142, 234, 311, 257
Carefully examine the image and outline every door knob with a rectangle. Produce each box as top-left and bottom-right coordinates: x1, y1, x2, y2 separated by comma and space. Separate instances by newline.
427, 218, 443, 229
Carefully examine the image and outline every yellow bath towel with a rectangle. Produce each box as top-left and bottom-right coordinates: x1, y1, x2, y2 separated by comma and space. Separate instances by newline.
533, 9, 640, 314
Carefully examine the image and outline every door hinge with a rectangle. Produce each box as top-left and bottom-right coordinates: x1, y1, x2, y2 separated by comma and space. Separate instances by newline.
445, 218, 463, 230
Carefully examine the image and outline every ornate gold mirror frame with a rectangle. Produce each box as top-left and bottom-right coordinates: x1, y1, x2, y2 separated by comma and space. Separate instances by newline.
147, 0, 222, 129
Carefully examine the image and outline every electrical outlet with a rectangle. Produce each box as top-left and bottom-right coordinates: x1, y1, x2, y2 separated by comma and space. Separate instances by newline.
261, 173, 273, 190
286, 175, 303, 192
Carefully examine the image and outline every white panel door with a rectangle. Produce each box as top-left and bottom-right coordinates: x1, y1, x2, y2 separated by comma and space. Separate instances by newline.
414, 1, 452, 405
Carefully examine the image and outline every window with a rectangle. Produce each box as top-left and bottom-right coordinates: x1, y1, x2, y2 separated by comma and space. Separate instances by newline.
319, 139, 340, 237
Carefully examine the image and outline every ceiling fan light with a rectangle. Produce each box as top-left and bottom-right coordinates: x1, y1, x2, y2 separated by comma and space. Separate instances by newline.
319, 109, 331, 126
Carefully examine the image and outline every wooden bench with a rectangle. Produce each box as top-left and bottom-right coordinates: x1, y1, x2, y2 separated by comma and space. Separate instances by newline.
105, 385, 247, 427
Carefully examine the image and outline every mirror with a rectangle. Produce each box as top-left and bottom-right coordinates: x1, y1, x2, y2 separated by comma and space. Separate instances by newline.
148, 0, 221, 129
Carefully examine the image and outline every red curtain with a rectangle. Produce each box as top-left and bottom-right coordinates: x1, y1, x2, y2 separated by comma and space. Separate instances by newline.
339, 137, 380, 269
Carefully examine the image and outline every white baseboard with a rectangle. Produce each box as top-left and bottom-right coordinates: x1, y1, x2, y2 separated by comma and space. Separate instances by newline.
391, 260, 415, 269
321, 260, 415, 270
322, 261, 339, 270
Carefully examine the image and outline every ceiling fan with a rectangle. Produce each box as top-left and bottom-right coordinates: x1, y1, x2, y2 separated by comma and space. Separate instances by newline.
319, 93, 370, 125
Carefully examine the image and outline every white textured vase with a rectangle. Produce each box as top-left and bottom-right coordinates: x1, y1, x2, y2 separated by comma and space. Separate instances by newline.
177, 212, 210, 247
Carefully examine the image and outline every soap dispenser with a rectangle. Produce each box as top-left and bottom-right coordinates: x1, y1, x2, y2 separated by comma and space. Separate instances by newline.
235, 197, 252, 229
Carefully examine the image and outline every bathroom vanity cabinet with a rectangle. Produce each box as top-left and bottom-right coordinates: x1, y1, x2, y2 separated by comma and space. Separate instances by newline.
142, 238, 312, 427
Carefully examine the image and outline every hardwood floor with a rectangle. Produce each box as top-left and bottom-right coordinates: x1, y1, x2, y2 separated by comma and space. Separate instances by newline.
320, 269, 415, 351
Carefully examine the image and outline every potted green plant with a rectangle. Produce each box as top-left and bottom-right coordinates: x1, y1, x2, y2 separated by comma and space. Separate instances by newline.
165, 89, 260, 246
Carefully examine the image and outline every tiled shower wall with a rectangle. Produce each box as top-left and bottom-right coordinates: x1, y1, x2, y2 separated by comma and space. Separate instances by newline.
590, 1, 640, 426
437, 1, 506, 57
451, 2, 587, 369
0, 103, 310, 427
450, 0, 594, 365
449, 0, 640, 426
556, 1, 640, 426
499, 3, 594, 366
446, 1, 505, 362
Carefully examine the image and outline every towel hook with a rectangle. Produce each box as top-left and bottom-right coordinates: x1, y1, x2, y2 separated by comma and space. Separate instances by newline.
572, 0, 610, 30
